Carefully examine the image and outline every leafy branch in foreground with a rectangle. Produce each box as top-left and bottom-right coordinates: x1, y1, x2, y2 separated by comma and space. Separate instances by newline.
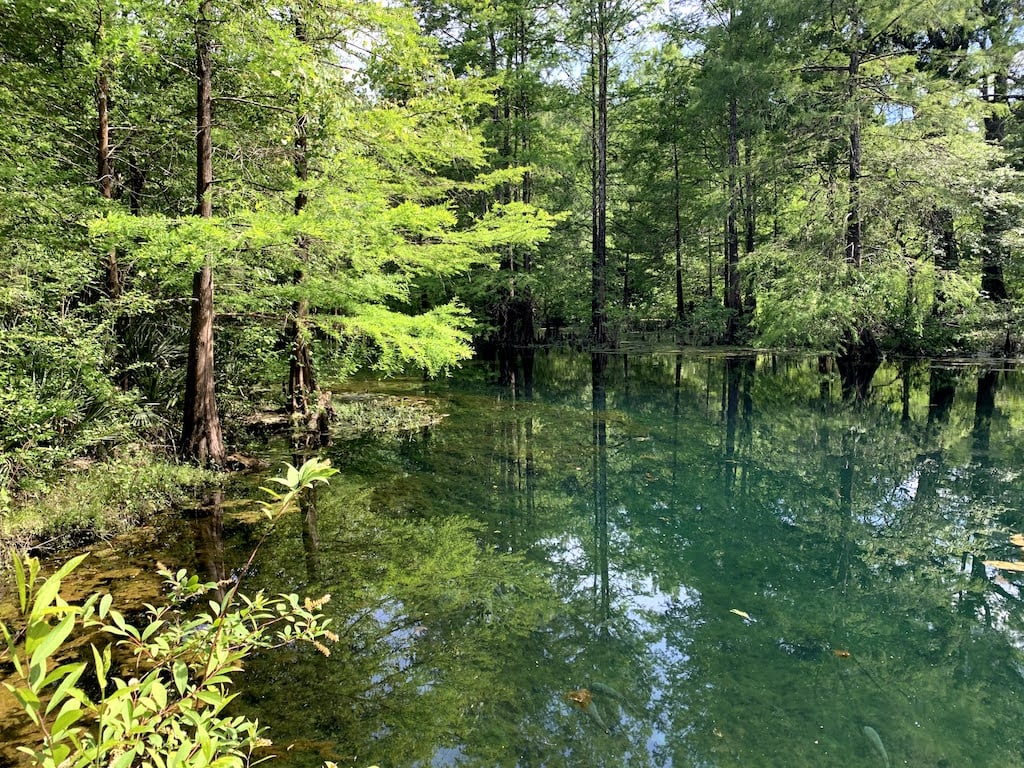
1, 458, 338, 768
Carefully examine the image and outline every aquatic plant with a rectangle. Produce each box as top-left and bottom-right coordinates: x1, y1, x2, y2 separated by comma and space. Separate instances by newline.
0, 458, 337, 768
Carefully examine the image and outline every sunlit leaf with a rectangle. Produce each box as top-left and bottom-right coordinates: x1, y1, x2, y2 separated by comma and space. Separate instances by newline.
29, 613, 76, 672
31, 554, 87, 619
99, 593, 113, 620
173, 660, 189, 696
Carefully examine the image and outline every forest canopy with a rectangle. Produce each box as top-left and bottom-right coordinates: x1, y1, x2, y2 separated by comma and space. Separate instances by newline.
1, 0, 1022, 490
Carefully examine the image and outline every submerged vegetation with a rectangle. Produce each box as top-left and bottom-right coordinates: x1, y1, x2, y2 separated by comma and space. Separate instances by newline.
329, 394, 448, 439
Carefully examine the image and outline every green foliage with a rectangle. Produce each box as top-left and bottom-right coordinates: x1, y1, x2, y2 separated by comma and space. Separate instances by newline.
0, 452, 215, 556
0, 458, 337, 768
3, 0, 1024, 523
0, 0, 564, 495
0, 314, 130, 493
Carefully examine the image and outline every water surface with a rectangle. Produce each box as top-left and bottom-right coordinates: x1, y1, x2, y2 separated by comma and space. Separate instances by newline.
21, 351, 1024, 767
222, 351, 1024, 767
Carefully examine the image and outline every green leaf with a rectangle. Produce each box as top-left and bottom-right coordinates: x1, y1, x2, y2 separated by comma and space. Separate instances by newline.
0, 622, 21, 675
29, 613, 76, 673
173, 660, 189, 696
106, 608, 128, 634
24, 618, 51, 658
12, 687, 42, 721
170, 741, 191, 768
44, 662, 88, 714
196, 720, 213, 762
31, 554, 87, 619
91, 644, 108, 693
151, 679, 167, 710
12, 552, 27, 613
109, 746, 137, 768
51, 698, 84, 735
48, 743, 72, 767
141, 619, 165, 642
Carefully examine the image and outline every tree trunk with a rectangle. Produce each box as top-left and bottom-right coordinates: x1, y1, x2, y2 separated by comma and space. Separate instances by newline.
195, 0, 213, 220
622, 252, 629, 310
481, 14, 537, 349
181, 0, 225, 466
929, 207, 957, 312
96, 43, 130, 389
288, 13, 323, 437
837, 20, 874, 367
590, 0, 608, 345
846, 46, 862, 269
127, 156, 145, 216
517, 12, 531, 210
982, 69, 1008, 302
743, 141, 755, 257
516, 15, 535, 343
288, 295, 318, 417
742, 138, 756, 315
934, 209, 958, 272
724, 93, 741, 343
95, 28, 121, 300
673, 142, 684, 322
182, 266, 225, 465
97, 71, 113, 202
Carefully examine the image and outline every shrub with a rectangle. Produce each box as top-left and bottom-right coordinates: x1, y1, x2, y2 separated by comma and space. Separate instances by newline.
1, 458, 338, 768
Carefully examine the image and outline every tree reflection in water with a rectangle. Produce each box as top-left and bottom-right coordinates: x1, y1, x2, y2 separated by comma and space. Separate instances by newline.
223, 353, 1024, 767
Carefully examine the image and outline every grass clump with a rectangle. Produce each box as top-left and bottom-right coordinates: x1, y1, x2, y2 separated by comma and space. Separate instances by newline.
0, 449, 216, 557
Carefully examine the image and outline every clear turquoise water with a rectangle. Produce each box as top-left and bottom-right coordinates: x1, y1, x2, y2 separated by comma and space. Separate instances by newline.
209, 353, 1024, 766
